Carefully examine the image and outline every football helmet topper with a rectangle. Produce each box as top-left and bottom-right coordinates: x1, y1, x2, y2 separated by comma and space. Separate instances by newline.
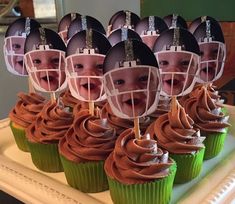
58, 12, 81, 44
103, 39, 161, 119
163, 14, 188, 29
108, 27, 142, 46
189, 16, 219, 34
153, 28, 200, 97
24, 27, 67, 93
135, 16, 168, 49
3, 17, 41, 76
66, 29, 111, 102
107, 10, 140, 36
193, 20, 226, 83
67, 15, 105, 42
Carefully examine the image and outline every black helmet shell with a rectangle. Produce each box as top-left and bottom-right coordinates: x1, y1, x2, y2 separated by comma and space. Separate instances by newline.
109, 10, 140, 32
163, 14, 188, 29
58, 12, 81, 32
193, 20, 225, 43
5, 17, 41, 37
24, 28, 66, 53
108, 28, 142, 46
135, 16, 168, 35
153, 28, 200, 55
67, 15, 105, 40
66, 29, 111, 57
104, 39, 158, 74
189, 16, 220, 34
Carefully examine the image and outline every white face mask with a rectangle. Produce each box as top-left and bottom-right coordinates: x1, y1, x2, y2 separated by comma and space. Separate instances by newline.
197, 41, 226, 84
66, 51, 106, 102
103, 64, 161, 119
24, 48, 67, 93
155, 49, 200, 97
3, 36, 28, 76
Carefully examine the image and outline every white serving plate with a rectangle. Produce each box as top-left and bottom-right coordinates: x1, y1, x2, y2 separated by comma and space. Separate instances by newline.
0, 105, 235, 204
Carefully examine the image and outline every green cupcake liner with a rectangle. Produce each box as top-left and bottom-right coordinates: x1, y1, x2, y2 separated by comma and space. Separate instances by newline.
170, 148, 205, 184
10, 121, 29, 152
221, 106, 228, 116
107, 162, 176, 204
27, 141, 63, 172
60, 155, 108, 193
203, 131, 227, 160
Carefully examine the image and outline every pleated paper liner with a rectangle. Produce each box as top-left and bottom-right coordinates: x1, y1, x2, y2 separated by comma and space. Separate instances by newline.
60, 155, 108, 193
170, 148, 205, 184
203, 129, 228, 160
27, 141, 63, 172
107, 161, 176, 204
10, 121, 29, 152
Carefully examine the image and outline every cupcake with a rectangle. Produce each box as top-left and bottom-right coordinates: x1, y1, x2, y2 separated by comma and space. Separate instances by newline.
104, 129, 176, 204
183, 85, 230, 160
147, 98, 205, 183
26, 100, 73, 172
59, 109, 117, 193
9, 92, 46, 151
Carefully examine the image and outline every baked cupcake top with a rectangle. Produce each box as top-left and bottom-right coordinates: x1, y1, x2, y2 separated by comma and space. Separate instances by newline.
147, 98, 205, 154
26, 100, 73, 144
101, 103, 152, 135
183, 85, 230, 133
59, 109, 117, 162
9, 92, 46, 128
104, 128, 174, 184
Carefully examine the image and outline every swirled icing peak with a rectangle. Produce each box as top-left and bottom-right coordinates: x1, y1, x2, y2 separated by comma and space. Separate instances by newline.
104, 128, 174, 184
26, 100, 73, 143
147, 97, 205, 154
59, 109, 117, 162
183, 85, 230, 133
9, 92, 46, 128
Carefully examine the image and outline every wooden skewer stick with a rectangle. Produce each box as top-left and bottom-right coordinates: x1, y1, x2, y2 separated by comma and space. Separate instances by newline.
89, 101, 95, 116
134, 117, 141, 139
28, 78, 35, 93
50, 92, 56, 102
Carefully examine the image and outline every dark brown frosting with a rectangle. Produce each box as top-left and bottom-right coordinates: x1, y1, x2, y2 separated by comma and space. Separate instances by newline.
180, 83, 224, 107
147, 98, 205, 154
59, 109, 117, 162
183, 85, 230, 133
9, 92, 46, 128
26, 100, 73, 144
101, 103, 152, 135
104, 128, 174, 184
60, 89, 80, 108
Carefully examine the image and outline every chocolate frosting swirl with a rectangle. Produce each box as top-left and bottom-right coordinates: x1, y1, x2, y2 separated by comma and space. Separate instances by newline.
180, 83, 224, 107
104, 129, 174, 184
101, 103, 151, 135
60, 89, 80, 108
26, 100, 73, 144
9, 92, 46, 128
59, 109, 117, 162
183, 85, 230, 133
148, 98, 205, 154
